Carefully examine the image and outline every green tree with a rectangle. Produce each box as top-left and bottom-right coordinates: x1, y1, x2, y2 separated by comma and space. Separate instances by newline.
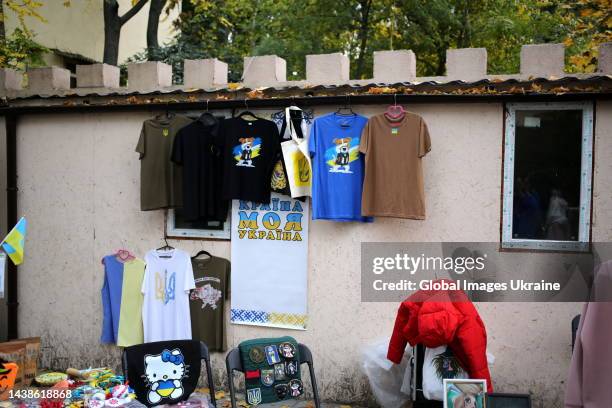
131, 0, 610, 82
0, 0, 48, 69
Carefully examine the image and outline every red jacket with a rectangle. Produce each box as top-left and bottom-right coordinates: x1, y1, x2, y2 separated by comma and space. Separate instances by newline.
387, 282, 493, 392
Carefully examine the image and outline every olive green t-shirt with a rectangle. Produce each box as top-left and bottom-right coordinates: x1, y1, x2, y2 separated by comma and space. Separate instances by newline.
189, 256, 230, 352
136, 115, 193, 210
360, 112, 431, 219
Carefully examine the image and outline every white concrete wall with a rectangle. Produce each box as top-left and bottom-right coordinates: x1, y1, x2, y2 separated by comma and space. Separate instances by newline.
14, 102, 612, 407
3, 0, 178, 63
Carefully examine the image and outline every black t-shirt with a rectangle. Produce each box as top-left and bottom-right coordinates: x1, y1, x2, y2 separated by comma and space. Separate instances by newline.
220, 117, 280, 203
171, 118, 228, 221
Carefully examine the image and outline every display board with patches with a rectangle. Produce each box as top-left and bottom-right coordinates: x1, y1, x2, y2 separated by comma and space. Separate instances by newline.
239, 337, 303, 405
230, 193, 309, 330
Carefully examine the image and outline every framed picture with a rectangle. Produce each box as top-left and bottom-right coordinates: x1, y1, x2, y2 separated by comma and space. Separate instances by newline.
443, 378, 487, 408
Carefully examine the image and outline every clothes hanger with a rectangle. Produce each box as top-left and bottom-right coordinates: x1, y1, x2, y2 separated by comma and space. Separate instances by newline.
384, 94, 406, 121
155, 103, 175, 121
156, 237, 175, 258
335, 95, 355, 117
237, 99, 259, 122
197, 100, 217, 126
115, 248, 135, 263
191, 249, 212, 260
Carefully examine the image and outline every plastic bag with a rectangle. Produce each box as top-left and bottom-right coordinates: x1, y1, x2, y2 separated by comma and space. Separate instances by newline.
361, 338, 412, 408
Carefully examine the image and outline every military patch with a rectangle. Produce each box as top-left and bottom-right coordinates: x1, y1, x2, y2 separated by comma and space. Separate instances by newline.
285, 360, 299, 376
245, 369, 260, 380
274, 363, 286, 380
274, 383, 288, 400
278, 342, 296, 359
265, 345, 281, 365
249, 346, 265, 364
247, 388, 262, 405
261, 369, 274, 387
289, 379, 304, 397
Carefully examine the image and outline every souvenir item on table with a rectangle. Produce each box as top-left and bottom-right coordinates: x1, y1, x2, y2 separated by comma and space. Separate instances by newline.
5, 337, 40, 385
52, 378, 75, 389
0, 341, 26, 386
136, 114, 193, 211
238, 337, 302, 404
0, 361, 18, 401
101, 255, 145, 347
188, 254, 230, 352
34, 372, 68, 387
123, 340, 201, 407
278, 106, 312, 198
230, 193, 309, 330
67, 367, 114, 382
219, 116, 280, 204
19, 337, 40, 385
360, 112, 431, 219
40, 399, 64, 408
101, 384, 133, 407
142, 248, 195, 342
171, 117, 228, 222
308, 112, 371, 222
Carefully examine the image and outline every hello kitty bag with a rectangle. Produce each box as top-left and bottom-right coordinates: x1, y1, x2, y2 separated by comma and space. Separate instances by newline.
123, 340, 201, 407
280, 107, 312, 198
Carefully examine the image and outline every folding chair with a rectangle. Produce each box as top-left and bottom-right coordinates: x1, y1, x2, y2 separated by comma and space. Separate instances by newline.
225, 343, 321, 408
122, 340, 216, 407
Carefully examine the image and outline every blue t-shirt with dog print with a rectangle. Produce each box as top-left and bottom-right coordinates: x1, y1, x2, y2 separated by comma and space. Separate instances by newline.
308, 113, 372, 222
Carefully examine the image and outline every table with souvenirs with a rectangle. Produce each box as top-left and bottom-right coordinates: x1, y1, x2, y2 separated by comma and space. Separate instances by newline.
0, 365, 214, 408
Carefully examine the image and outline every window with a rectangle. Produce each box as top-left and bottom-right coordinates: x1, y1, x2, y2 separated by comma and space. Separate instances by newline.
165, 209, 230, 240
501, 102, 594, 251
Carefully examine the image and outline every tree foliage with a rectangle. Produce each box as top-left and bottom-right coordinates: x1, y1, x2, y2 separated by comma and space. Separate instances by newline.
0, 0, 48, 69
129, 0, 612, 81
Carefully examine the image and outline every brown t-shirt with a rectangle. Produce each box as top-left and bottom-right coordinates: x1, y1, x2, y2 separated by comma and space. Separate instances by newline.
189, 256, 230, 352
136, 115, 193, 210
359, 112, 431, 219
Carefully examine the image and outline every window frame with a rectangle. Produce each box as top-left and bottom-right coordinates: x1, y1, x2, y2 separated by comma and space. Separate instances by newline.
165, 209, 231, 241
501, 101, 594, 252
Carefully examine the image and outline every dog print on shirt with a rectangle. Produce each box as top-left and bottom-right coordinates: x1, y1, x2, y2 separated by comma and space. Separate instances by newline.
233, 137, 262, 167
325, 137, 359, 173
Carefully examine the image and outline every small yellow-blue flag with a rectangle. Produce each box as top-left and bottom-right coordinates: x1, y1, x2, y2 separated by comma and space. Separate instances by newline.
1, 217, 26, 265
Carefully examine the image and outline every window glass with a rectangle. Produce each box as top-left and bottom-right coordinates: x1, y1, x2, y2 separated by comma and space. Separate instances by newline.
512, 109, 582, 241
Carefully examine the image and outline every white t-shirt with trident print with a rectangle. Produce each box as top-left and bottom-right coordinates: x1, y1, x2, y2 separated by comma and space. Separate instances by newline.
142, 248, 196, 343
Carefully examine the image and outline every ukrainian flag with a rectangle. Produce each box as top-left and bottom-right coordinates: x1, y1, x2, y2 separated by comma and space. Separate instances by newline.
1, 217, 26, 265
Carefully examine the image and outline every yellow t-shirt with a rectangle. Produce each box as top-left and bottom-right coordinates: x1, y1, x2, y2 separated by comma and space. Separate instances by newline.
117, 258, 145, 347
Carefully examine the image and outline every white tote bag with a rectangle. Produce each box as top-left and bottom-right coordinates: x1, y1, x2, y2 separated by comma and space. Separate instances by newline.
281, 106, 312, 197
